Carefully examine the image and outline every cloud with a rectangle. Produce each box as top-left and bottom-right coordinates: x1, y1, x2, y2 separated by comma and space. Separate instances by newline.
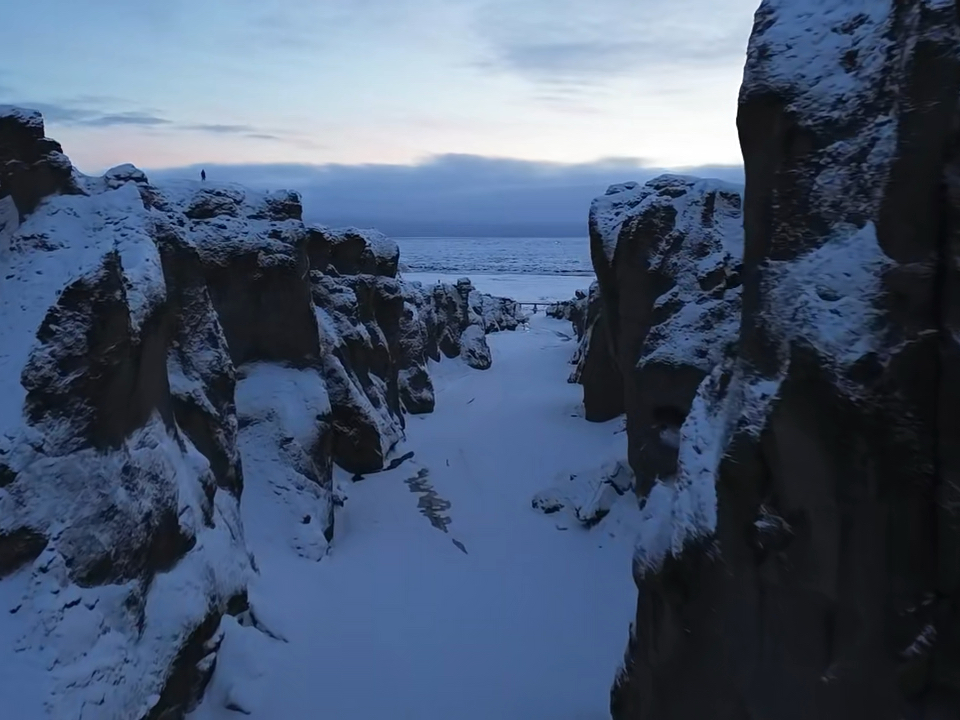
245, 132, 284, 141
471, 0, 755, 88
147, 154, 744, 237
3, 100, 171, 128
82, 111, 172, 127
0, 96, 316, 146
183, 123, 258, 134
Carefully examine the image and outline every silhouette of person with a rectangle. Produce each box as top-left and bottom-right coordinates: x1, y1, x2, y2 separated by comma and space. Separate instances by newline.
201, 169, 206, 181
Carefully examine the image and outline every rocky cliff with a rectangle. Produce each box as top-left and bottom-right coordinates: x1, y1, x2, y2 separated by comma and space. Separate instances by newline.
602, 1, 960, 719
0, 106, 524, 719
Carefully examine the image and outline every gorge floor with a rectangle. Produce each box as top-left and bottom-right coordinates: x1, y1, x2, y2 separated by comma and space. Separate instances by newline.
190, 314, 641, 720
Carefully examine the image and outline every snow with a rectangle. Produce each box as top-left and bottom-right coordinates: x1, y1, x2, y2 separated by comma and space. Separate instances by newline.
0, 415, 251, 720
590, 175, 743, 266
590, 181, 649, 263
190, 315, 641, 720
763, 221, 890, 376
342, 226, 399, 265
234, 363, 337, 561
0, 105, 43, 129
741, 0, 893, 122
403, 272, 591, 303
0, 182, 165, 439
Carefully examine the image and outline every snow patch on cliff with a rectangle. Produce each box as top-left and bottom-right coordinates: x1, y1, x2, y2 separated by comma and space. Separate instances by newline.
741, 0, 893, 121
764, 221, 890, 375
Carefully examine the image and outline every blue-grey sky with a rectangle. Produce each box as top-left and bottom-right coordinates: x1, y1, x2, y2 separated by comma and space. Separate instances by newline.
1, 0, 759, 173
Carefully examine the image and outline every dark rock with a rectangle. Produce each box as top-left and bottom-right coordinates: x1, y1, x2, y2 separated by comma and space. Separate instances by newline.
184, 187, 243, 220
459, 325, 492, 370
196, 224, 319, 368
307, 226, 399, 277
588, 175, 742, 482
248, 190, 303, 222
0, 527, 47, 578
312, 273, 404, 472
611, 3, 960, 719
0, 106, 78, 217
0, 137, 248, 719
155, 221, 243, 496
568, 283, 625, 422
21, 250, 176, 454
143, 603, 233, 720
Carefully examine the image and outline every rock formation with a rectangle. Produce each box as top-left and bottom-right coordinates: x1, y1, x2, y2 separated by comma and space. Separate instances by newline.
0, 107, 525, 719
551, 282, 627, 422
606, 2, 960, 719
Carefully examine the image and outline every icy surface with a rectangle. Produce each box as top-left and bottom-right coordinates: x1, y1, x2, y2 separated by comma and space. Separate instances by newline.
190, 316, 641, 720
397, 236, 593, 276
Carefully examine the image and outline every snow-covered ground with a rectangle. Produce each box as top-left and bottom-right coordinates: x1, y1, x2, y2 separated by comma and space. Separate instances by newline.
191, 313, 639, 720
403, 272, 592, 303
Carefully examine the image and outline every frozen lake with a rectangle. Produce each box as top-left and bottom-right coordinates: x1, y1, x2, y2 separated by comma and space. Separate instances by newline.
396, 236, 594, 302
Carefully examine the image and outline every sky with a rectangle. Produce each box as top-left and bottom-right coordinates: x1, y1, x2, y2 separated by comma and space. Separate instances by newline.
1, 0, 758, 234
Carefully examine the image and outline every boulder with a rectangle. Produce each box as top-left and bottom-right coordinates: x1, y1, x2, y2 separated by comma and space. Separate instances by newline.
0, 106, 77, 217
588, 175, 743, 477
566, 282, 625, 422
312, 273, 404, 474
307, 226, 399, 277
459, 324, 492, 370
611, 3, 960, 719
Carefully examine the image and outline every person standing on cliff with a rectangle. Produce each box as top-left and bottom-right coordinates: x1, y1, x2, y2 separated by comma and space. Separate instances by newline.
201, 169, 206, 182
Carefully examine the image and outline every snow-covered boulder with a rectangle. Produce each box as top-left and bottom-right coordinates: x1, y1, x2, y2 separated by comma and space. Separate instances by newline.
307, 226, 400, 278
588, 174, 743, 482
311, 272, 404, 474
393, 277, 527, 413
458, 324, 491, 370
532, 459, 634, 527
611, 3, 960, 719
0, 105, 78, 216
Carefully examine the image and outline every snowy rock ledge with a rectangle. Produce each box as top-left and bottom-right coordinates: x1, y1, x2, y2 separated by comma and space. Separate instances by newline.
0, 108, 525, 719
610, 2, 960, 719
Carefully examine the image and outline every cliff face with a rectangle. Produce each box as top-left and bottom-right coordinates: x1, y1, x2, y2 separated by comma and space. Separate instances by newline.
607, 2, 960, 719
0, 108, 525, 719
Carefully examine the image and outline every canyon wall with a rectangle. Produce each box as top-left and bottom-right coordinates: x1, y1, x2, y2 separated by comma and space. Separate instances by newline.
594, 2, 960, 718
0, 107, 524, 719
